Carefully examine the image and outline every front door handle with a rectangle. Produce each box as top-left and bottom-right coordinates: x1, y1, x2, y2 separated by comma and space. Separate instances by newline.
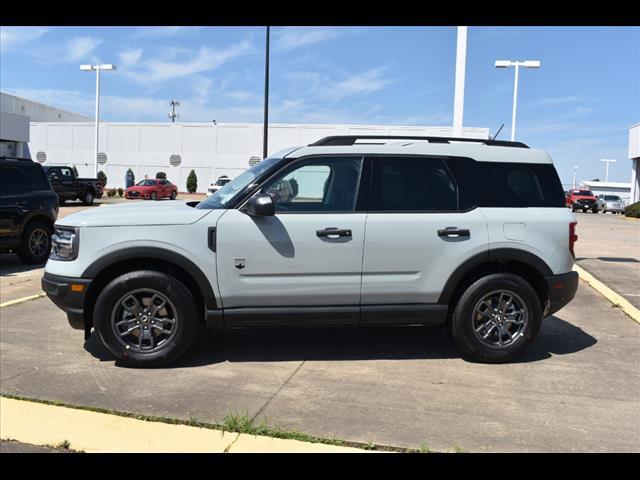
437, 227, 470, 238
316, 228, 352, 238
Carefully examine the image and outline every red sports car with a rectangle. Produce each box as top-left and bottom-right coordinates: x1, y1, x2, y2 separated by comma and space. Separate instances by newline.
125, 179, 178, 200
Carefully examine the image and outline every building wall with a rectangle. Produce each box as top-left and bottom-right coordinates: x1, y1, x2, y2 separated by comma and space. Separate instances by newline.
629, 124, 639, 203
1, 92, 93, 122
28, 122, 490, 193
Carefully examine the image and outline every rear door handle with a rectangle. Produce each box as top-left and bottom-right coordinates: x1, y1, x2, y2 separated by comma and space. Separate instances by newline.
438, 227, 470, 238
316, 228, 352, 238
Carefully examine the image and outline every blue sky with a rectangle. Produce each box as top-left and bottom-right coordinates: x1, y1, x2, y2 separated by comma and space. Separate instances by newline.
1, 26, 638, 184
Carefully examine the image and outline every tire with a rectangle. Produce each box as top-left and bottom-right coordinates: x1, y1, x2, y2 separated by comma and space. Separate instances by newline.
82, 190, 94, 206
151, 192, 157, 201
170, 191, 177, 200
451, 273, 542, 363
16, 220, 52, 265
591, 207, 598, 213
583, 208, 587, 213
93, 270, 199, 367
58, 196, 66, 206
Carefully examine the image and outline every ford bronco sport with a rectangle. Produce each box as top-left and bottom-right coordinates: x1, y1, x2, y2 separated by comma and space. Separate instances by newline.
42, 136, 579, 366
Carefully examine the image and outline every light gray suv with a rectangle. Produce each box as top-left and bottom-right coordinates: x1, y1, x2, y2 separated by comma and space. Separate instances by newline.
596, 195, 625, 214
42, 135, 579, 367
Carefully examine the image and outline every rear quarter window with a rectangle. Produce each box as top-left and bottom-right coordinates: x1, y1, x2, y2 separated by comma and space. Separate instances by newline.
448, 157, 565, 208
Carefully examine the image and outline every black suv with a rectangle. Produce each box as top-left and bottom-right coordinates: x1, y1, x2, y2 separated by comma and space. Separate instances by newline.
0, 157, 58, 264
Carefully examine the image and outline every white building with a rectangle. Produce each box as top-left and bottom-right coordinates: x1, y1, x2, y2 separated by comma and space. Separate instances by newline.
28, 122, 490, 193
1, 91, 91, 158
580, 180, 632, 205
629, 123, 640, 204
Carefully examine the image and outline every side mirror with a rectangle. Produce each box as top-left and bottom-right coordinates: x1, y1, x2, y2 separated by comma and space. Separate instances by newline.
246, 194, 275, 216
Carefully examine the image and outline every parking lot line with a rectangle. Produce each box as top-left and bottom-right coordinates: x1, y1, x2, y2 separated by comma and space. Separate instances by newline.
0, 292, 46, 308
0, 397, 369, 453
573, 264, 640, 325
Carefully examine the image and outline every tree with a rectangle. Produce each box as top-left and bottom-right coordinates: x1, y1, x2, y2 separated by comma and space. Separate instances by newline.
289, 178, 299, 197
72, 165, 79, 177
186, 170, 198, 193
156, 171, 167, 180
126, 168, 135, 188
97, 170, 107, 186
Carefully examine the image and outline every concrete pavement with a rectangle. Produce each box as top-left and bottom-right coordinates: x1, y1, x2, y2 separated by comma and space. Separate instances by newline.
1, 281, 638, 453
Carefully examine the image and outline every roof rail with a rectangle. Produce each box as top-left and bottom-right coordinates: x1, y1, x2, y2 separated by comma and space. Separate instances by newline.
309, 135, 529, 148
0, 156, 35, 162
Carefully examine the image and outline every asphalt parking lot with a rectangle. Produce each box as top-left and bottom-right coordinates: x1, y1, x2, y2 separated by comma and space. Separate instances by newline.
1, 205, 639, 453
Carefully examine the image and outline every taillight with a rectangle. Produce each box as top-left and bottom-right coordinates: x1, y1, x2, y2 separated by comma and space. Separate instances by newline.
569, 222, 578, 258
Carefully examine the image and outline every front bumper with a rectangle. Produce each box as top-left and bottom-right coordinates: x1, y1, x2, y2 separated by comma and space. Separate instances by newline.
544, 271, 579, 317
42, 273, 92, 330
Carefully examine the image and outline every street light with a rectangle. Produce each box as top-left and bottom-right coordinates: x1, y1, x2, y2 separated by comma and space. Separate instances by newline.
80, 64, 117, 177
600, 159, 616, 182
494, 59, 541, 141
573, 165, 579, 189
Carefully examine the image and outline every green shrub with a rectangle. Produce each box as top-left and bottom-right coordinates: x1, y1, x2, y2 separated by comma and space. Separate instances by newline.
117, 188, 124, 197
289, 178, 299, 197
156, 171, 167, 180
125, 168, 135, 188
187, 169, 198, 193
97, 170, 107, 186
72, 166, 79, 178
624, 201, 640, 218
107, 189, 116, 197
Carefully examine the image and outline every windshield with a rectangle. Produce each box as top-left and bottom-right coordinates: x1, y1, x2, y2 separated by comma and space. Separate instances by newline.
197, 156, 282, 209
604, 195, 621, 201
574, 190, 593, 196
215, 178, 231, 186
137, 180, 157, 186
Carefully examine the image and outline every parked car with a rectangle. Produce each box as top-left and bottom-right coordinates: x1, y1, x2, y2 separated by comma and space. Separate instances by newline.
125, 179, 177, 200
43, 166, 104, 206
1, 157, 58, 264
596, 195, 625, 214
566, 189, 598, 213
206, 175, 234, 197
42, 135, 578, 367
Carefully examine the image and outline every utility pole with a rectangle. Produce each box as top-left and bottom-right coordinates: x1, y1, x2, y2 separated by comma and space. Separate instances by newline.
263, 26, 270, 159
169, 100, 180, 123
452, 26, 467, 138
600, 159, 616, 182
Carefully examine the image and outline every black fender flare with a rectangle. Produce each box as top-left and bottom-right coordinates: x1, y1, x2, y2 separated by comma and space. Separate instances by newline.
438, 248, 553, 304
82, 247, 217, 309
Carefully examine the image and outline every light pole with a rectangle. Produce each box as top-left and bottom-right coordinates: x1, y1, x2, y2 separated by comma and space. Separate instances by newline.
573, 165, 579, 189
452, 26, 467, 138
80, 64, 117, 177
494, 60, 541, 141
169, 100, 180, 123
600, 159, 616, 182
263, 26, 270, 159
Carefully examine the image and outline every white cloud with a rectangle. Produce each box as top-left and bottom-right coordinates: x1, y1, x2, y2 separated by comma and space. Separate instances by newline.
124, 40, 254, 84
273, 27, 343, 53
119, 48, 143, 67
65, 36, 102, 62
0, 27, 48, 54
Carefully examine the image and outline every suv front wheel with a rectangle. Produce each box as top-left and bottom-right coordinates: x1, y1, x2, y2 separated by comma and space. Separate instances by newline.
93, 270, 199, 367
451, 273, 542, 363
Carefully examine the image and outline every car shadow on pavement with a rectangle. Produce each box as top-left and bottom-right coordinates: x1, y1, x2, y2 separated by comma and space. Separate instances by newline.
0, 254, 45, 277
83, 315, 597, 368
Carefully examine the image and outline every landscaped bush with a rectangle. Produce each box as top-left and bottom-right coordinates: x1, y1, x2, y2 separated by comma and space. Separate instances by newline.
624, 201, 640, 218
107, 189, 116, 197
125, 168, 135, 188
156, 171, 167, 180
289, 178, 299, 197
187, 170, 198, 193
117, 188, 124, 197
72, 166, 79, 177
98, 170, 107, 186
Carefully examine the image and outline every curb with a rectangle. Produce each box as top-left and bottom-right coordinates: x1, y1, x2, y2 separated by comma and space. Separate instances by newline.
0, 397, 370, 453
0, 292, 46, 308
573, 264, 640, 325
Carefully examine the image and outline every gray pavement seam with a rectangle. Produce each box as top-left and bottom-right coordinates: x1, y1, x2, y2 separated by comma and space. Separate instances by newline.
250, 328, 335, 422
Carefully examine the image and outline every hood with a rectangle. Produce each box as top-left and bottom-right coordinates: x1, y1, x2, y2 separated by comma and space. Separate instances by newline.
58, 201, 217, 227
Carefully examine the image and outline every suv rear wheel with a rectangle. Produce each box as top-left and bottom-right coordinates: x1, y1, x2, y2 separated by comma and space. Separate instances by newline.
451, 273, 542, 363
16, 220, 52, 264
93, 270, 199, 367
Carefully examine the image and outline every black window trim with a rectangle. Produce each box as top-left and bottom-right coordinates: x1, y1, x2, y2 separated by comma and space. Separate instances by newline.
236, 154, 369, 215
365, 154, 477, 214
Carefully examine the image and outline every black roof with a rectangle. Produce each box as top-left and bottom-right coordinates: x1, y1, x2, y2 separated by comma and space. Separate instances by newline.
309, 135, 529, 148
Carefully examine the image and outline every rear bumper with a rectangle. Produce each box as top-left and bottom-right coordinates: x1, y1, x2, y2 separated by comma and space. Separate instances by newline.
544, 271, 579, 317
42, 273, 92, 330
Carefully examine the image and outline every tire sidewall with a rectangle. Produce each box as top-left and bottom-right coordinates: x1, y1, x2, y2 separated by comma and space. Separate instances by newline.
94, 270, 198, 367
83, 191, 94, 205
17, 221, 52, 264
452, 273, 542, 363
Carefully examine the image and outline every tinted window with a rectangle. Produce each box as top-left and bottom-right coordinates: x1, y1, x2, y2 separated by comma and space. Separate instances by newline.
21, 163, 51, 191
370, 156, 459, 212
0, 166, 35, 196
60, 168, 73, 177
260, 157, 363, 212
449, 158, 565, 208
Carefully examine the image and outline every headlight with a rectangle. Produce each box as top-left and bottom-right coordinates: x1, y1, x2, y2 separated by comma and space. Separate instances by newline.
50, 227, 79, 261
